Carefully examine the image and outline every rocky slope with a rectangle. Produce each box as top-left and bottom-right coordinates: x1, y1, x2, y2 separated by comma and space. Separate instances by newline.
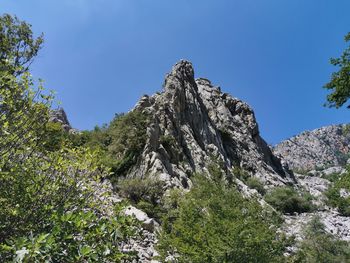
274, 124, 350, 172
128, 60, 295, 189
59, 61, 350, 261
274, 126, 350, 245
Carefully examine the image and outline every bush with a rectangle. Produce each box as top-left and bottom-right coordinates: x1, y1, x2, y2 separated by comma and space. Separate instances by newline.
0, 41, 136, 260
157, 173, 286, 263
118, 177, 165, 220
325, 169, 350, 216
246, 177, 266, 195
67, 111, 150, 179
108, 111, 149, 176
233, 166, 250, 182
290, 216, 350, 262
41, 121, 66, 151
322, 172, 342, 182
1, 205, 137, 262
265, 186, 314, 214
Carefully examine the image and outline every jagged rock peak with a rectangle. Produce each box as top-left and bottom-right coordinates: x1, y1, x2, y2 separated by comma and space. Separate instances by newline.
130, 60, 295, 189
274, 124, 350, 172
163, 60, 197, 97
50, 108, 72, 132
166, 59, 194, 82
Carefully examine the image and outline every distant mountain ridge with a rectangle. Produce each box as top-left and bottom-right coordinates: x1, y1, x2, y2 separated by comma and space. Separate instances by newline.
274, 124, 350, 172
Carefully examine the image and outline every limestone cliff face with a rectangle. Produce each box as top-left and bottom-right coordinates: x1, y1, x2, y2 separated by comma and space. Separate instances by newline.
127, 60, 295, 188
274, 124, 350, 172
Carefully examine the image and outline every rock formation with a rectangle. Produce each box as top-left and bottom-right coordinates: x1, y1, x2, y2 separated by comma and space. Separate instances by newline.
50, 107, 73, 132
128, 60, 295, 188
58, 61, 350, 260
274, 126, 350, 245
274, 124, 350, 172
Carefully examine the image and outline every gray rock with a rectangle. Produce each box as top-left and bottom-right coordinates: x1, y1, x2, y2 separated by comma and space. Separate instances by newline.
126, 60, 295, 189
124, 206, 159, 232
49, 108, 73, 132
283, 211, 350, 243
274, 125, 350, 172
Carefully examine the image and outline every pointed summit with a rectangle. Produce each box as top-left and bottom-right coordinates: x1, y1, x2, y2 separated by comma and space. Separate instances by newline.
164, 60, 196, 93
131, 61, 295, 188
170, 59, 194, 80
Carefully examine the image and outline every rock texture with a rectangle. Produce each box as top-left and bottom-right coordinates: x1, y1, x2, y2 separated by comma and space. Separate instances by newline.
274, 125, 350, 172
121, 206, 159, 263
276, 125, 350, 244
283, 211, 350, 243
50, 108, 73, 132
59, 60, 350, 260
128, 60, 295, 188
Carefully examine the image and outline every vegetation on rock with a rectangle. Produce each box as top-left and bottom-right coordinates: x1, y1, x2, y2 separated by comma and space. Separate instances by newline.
265, 186, 314, 214
0, 14, 137, 262
290, 217, 350, 262
326, 167, 350, 216
117, 177, 166, 221
157, 166, 286, 263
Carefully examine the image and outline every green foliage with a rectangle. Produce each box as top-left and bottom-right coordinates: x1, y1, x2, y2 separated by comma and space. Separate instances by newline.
291, 217, 350, 262
159, 134, 177, 150
0, 74, 136, 260
0, 14, 43, 75
1, 205, 137, 262
159, 134, 181, 163
67, 110, 149, 179
265, 186, 314, 214
322, 172, 342, 182
117, 177, 166, 220
324, 32, 350, 108
325, 168, 350, 216
108, 111, 149, 176
41, 121, 66, 151
342, 124, 350, 135
157, 173, 286, 263
233, 166, 250, 182
108, 112, 148, 156
246, 177, 266, 195
74, 124, 111, 150
208, 160, 227, 184
0, 23, 136, 261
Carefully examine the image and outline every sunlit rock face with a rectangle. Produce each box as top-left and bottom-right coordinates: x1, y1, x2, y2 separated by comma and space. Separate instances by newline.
274, 124, 350, 172
128, 60, 295, 188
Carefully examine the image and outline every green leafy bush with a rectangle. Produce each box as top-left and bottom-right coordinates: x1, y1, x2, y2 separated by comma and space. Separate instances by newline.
159, 134, 177, 149
107, 111, 149, 177
233, 166, 250, 182
0, 73, 137, 262
41, 121, 66, 151
157, 173, 286, 263
1, 205, 137, 262
290, 216, 350, 262
265, 186, 314, 214
322, 172, 342, 182
67, 111, 149, 179
0, 75, 137, 260
0, 15, 137, 261
118, 177, 165, 220
246, 177, 266, 195
325, 169, 350, 216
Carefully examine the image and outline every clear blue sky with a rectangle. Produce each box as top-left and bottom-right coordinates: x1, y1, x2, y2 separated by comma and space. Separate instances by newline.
2, 0, 350, 144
